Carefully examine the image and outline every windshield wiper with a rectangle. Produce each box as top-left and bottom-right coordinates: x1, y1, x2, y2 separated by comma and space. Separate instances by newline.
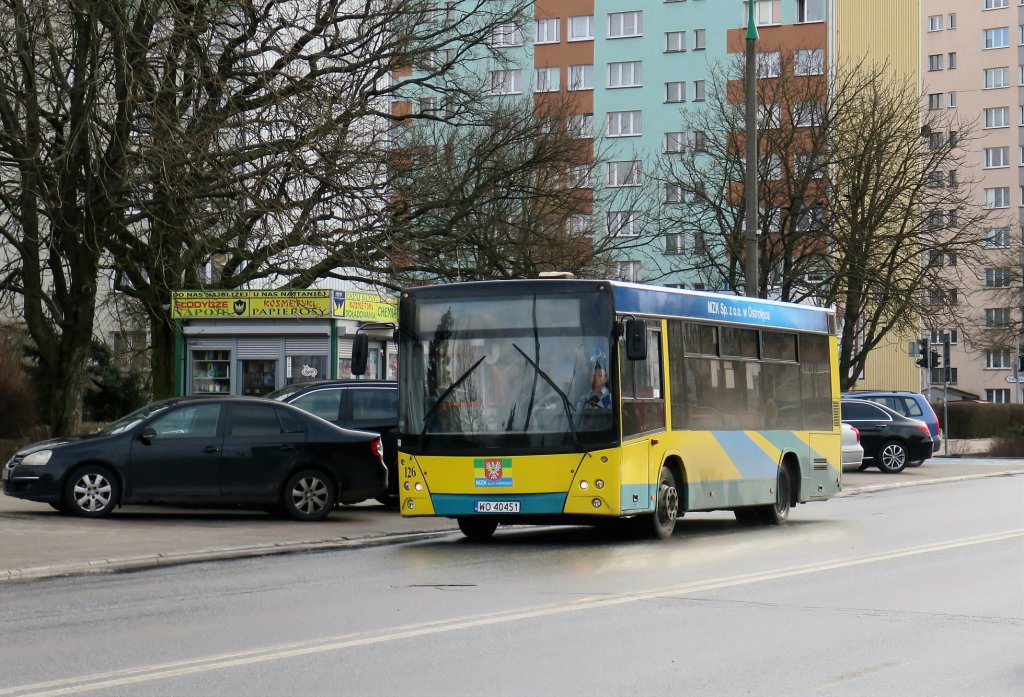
511, 343, 580, 450
420, 355, 488, 435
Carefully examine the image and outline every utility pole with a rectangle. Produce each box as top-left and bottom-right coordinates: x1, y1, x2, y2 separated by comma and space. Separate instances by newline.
744, 1, 760, 298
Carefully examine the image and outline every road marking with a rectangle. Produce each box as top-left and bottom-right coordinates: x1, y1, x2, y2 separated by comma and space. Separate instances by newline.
4, 529, 1022, 697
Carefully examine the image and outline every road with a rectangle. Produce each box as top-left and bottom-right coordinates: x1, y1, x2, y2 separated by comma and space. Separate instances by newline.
0, 476, 1021, 697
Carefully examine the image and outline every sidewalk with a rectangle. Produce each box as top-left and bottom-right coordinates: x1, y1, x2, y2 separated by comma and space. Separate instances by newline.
2, 457, 1022, 583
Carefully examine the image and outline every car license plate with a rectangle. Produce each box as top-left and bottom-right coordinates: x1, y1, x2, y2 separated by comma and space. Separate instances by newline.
474, 501, 519, 514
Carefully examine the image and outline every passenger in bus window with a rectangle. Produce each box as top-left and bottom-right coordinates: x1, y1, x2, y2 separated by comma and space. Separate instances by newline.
583, 362, 611, 409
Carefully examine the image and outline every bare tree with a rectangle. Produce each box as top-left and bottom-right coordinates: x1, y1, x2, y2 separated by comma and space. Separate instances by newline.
656, 57, 988, 389
1, 0, 542, 429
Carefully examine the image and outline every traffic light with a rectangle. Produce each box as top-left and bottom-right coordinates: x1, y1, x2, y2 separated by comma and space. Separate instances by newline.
916, 338, 929, 368
929, 350, 941, 369
1018, 353, 1024, 372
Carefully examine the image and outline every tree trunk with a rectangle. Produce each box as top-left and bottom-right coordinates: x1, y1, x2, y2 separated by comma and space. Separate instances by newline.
150, 314, 177, 400
48, 337, 91, 435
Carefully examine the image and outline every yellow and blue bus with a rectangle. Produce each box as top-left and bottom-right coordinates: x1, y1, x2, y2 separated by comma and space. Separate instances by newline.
397, 279, 841, 539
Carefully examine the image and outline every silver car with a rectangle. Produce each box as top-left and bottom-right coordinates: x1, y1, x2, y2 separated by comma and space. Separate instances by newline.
841, 422, 864, 471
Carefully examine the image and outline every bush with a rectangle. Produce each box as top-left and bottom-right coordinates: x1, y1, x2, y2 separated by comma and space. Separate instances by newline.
931, 402, 1024, 439
989, 432, 1024, 457
0, 333, 39, 439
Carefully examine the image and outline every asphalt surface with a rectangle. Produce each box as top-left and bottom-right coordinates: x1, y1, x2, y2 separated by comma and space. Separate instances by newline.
2, 456, 1022, 583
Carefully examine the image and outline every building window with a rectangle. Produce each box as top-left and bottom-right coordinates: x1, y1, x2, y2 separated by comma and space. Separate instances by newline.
929, 329, 958, 345
608, 11, 643, 38
567, 114, 594, 138
692, 130, 707, 151
985, 308, 1012, 328
534, 67, 560, 93
488, 69, 522, 95
568, 165, 593, 189
984, 186, 1010, 208
985, 350, 1012, 369
928, 93, 945, 110
796, 153, 825, 179
987, 387, 1012, 403
665, 232, 684, 253
948, 52, 957, 68
615, 260, 641, 282
984, 66, 1010, 88
984, 0, 1009, 9
607, 61, 642, 88
665, 31, 686, 52
569, 15, 594, 41
949, 91, 957, 107
797, 0, 825, 23
535, 18, 560, 44
985, 227, 1011, 248
983, 106, 1010, 127
927, 54, 943, 71
948, 13, 957, 29
664, 185, 683, 204
694, 29, 706, 50
984, 146, 1009, 168
608, 212, 641, 237
568, 64, 594, 90
927, 15, 943, 32
758, 102, 781, 128
794, 49, 824, 75
607, 161, 641, 187
567, 214, 591, 236
489, 23, 523, 47
986, 389, 1010, 404
794, 100, 821, 126
664, 132, 686, 153
757, 51, 781, 78
985, 26, 1010, 48
694, 80, 705, 101
606, 110, 643, 137
744, 1, 781, 26
931, 367, 957, 384
985, 268, 1011, 287
665, 81, 686, 103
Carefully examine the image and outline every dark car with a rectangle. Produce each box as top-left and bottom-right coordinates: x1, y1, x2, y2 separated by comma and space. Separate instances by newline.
2, 397, 387, 521
842, 390, 941, 462
267, 380, 398, 504
840, 398, 934, 474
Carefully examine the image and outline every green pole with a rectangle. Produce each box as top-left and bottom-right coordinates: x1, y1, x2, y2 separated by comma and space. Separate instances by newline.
744, 1, 760, 297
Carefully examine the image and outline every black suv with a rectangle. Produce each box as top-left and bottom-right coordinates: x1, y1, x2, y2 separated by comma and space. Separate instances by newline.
268, 380, 398, 503
840, 398, 934, 474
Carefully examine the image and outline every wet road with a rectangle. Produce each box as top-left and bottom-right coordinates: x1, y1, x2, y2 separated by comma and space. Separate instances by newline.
1, 476, 1021, 697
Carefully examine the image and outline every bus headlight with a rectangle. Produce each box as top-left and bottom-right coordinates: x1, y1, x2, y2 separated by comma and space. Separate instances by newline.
415, 482, 423, 491
579, 480, 589, 490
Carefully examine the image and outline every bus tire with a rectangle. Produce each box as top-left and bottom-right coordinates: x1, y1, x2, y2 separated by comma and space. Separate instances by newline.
756, 465, 792, 525
457, 517, 498, 541
650, 465, 679, 540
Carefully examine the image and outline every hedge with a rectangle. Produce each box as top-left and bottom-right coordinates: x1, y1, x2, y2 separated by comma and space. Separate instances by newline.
931, 402, 1024, 439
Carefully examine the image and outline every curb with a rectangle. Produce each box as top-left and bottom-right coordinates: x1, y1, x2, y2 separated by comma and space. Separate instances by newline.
1, 528, 457, 583
5, 469, 1022, 583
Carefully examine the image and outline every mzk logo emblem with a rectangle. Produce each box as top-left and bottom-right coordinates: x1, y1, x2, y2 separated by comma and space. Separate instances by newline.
474, 458, 512, 487
233, 299, 247, 315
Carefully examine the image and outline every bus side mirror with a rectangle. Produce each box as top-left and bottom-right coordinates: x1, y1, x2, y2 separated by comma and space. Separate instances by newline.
351, 334, 369, 376
625, 319, 647, 361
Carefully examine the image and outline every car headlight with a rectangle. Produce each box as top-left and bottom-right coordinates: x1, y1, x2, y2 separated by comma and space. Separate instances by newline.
20, 450, 53, 467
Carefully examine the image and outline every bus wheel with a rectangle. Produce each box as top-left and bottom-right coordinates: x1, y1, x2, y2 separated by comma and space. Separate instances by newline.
757, 466, 791, 525
457, 517, 498, 541
650, 466, 679, 540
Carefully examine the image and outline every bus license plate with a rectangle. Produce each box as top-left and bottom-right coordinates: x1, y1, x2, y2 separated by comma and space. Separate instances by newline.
474, 501, 519, 514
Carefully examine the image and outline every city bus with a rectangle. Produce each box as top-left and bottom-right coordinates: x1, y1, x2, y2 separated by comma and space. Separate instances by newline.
396, 279, 841, 540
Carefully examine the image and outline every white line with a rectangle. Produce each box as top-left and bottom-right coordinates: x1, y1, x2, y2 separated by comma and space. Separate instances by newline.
5, 529, 1022, 697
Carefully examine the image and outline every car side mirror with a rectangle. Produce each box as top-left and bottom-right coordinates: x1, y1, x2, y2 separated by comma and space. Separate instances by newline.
625, 318, 647, 361
139, 427, 157, 443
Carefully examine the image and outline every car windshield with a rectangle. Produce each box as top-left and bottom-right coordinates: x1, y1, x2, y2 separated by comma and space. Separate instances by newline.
95, 401, 176, 435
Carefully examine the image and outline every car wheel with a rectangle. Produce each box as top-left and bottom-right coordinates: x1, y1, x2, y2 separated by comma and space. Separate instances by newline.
756, 465, 791, 525
282, 470, 336, 521
62, 466, 119, 518
457, 517, 498, 540
876, 440, 908, 474
650, 465, 679, 540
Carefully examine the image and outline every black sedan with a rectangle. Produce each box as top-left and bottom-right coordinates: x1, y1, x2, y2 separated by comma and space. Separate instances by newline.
2, 397, 387, 521
840, 398, 934, 474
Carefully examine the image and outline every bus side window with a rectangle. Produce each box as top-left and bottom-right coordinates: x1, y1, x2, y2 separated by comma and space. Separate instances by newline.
619, 327, 665, 438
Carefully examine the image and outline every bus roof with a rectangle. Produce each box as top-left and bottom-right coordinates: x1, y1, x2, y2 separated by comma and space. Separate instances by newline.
402, 279, 835, 334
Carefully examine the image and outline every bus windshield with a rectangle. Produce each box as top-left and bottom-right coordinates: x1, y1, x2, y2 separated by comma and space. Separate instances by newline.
401, 293, 615, 452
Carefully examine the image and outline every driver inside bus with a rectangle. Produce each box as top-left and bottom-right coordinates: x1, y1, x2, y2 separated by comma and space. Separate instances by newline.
582, 361, 611, 409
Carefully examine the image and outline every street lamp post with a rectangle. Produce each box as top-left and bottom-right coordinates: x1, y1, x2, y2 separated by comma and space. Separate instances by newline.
744, 1, 760, 298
